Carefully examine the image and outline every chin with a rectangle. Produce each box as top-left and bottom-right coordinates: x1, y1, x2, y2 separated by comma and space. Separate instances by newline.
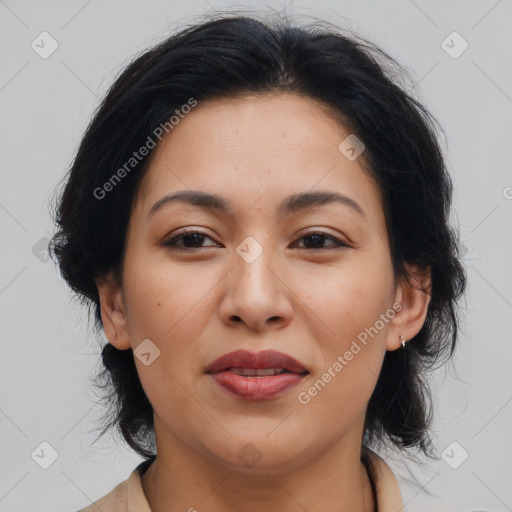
207, 435, 313, 475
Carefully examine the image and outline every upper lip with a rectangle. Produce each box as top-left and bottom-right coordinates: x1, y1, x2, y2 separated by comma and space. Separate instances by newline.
205, 349, 308, 374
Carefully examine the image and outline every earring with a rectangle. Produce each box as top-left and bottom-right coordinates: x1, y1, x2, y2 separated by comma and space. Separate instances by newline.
114, 331, 118, 342
400, 335, 406, 348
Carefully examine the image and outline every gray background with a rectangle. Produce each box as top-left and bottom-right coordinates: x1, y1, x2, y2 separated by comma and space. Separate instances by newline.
1, 0, 511, 510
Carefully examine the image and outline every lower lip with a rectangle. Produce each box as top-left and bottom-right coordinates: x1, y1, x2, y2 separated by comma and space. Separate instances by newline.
209, 371, 306, 400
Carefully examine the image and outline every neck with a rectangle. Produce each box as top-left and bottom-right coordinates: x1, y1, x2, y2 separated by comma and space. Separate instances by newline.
141, 416, 375, 512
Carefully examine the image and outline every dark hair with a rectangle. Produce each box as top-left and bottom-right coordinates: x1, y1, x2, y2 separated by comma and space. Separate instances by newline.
49, 12, 467, 461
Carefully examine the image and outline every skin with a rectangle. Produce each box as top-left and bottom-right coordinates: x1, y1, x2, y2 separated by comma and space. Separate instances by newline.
97, 92, 431, 512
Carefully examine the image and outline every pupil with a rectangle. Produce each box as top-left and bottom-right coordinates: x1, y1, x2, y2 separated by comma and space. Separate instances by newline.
183, 233, 203, 247
306, 234, 324, 248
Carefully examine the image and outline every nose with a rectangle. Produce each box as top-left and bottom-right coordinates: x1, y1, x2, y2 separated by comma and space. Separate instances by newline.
218, 242, 294, 332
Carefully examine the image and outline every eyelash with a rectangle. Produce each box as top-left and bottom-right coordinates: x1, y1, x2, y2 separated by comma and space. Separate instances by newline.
162, 229, 350, 251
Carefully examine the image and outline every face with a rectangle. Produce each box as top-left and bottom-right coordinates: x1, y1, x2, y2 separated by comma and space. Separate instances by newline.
99, 92, 424, 474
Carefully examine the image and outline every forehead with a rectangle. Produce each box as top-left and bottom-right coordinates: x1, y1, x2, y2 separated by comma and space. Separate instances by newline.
133, 92, 383, 224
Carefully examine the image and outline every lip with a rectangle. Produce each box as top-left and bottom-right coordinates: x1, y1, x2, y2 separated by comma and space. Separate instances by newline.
205, 349, 309, 401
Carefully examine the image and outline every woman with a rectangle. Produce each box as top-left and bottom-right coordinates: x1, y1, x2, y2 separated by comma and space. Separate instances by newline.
50, 12, 466, 512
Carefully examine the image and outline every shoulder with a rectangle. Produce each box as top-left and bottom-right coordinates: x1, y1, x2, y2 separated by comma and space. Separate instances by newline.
364, 449, 405, 510
76, 457, 154, 512
76, 478, 130, 512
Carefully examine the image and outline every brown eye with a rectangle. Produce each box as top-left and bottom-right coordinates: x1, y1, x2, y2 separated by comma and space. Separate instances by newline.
162, 230, 219, 250
294, 232, 349, 250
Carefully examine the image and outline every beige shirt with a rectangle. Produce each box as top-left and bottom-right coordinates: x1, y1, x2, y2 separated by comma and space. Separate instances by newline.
77, 449, 404, 512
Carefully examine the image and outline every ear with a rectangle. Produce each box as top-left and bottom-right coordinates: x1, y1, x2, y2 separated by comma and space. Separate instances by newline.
96, 271, 131, 350
386, 263, 432, 351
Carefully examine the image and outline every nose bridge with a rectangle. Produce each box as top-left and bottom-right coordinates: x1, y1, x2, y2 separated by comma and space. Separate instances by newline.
234, 235, 278, 298
221, 234, 292, 329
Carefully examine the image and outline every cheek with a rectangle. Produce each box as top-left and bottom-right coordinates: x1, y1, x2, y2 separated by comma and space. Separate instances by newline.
123, 259, 207, 337
122, 259, 218, 385
300, 255, 394, 342
122, 261, 209, 407
299, 256, 392, 413
298, 274, 391, 422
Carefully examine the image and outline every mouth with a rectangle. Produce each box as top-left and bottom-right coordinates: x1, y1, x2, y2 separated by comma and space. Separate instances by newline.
205, 349, 309, 375
228, 367, 306, 376
205, 349, 309, 400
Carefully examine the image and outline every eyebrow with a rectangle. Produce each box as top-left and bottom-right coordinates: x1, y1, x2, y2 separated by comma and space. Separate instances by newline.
148, 190, 366, 219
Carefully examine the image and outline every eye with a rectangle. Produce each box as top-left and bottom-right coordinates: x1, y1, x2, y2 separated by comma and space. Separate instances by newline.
162, 229, 350, 251
162, 229, 220, 250
293, 231, 349, 250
